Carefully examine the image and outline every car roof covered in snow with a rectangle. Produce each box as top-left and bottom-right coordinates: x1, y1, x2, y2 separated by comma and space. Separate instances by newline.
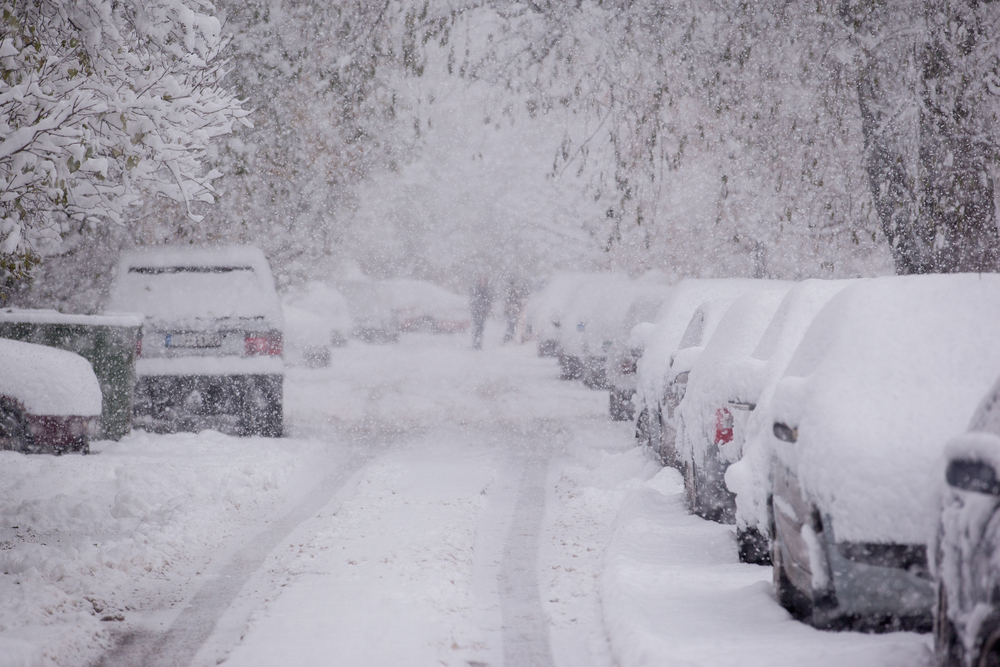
0, 338, 102, 417
108, 245, 282, 325
635, 278, 791, 406
770, 273, 1000, 545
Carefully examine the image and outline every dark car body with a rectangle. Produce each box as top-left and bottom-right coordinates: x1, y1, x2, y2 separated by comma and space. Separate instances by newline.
108, 246, 284, 437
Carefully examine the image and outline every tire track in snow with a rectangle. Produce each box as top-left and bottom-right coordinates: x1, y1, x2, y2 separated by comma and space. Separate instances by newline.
498, 455, 555, 667
97, 449, 373, 667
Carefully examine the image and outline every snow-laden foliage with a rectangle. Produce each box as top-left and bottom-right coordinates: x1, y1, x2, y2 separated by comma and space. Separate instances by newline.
0, 0, 248, 291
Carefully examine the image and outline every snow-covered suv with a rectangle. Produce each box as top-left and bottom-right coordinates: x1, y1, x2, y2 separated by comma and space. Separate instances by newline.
108, 246, 284, 437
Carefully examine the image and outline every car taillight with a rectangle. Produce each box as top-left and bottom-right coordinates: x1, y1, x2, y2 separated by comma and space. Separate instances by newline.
715, 407, 734, 445
245, 332, 283, 356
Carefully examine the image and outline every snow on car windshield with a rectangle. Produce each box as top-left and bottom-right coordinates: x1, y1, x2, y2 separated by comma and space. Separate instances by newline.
110, 266, 271, 323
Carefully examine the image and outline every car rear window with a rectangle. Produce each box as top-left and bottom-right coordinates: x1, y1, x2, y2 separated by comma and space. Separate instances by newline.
111, 266, 270, 321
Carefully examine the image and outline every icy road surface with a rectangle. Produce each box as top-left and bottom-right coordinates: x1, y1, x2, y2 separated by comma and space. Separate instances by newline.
1, 329, 931, 666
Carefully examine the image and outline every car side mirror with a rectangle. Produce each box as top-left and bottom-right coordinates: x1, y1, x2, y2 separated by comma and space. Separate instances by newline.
773, 422, 797, 443
946, 458, 1000, 495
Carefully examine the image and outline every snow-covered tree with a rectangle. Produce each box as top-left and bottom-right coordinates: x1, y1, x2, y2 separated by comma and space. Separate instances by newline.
843, 0, 1000, 274
0, 0, 248, 293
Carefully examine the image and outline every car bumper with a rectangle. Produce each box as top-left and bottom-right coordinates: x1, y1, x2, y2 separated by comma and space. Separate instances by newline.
25, 414, 99, 452
137, 356, 284, 377
819, 529, 934, 630
133, 373, 282, 435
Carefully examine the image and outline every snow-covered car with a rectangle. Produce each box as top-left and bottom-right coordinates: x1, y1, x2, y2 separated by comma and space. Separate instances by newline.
721, 279, 855, 564
555, 274, 636, 388
634, 279, 784, 464
384, 279, 471, 334
523, 272, 595, 357
676, 286, 791, 523
768, 273, 1000, 632
604, 287, 674, 421
282, 281, 353, 368
107, 246, 284, 437
935, 376, 1000, 667
338, 280, 399, 343
0, 338, 102, 454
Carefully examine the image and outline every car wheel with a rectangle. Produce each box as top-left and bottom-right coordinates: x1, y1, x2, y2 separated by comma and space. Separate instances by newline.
0, 400, 33, 453
737, 526, 772, 565
936, 581, 963, 667
240, 376, 283, 438
635, 407, 651, 449
685, 461, 699, 515
769, 496, 813, 621
610, 389, 634, 422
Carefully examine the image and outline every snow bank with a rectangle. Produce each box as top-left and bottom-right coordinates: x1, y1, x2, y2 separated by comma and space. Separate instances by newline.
0, 339, 101, 416
770, 273, 1000, 545
0, 430, 328, 667
600, 467, 932, 667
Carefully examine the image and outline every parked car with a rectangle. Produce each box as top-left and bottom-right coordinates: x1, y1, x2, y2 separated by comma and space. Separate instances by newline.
676, 287, 791, 523
0, 338, 102, 454
935, 375, 1000, 667
634, 279, 782, 464
720, 280, 855, 564
767, 273, 1000, 632
523, 272, 595, 357
384, 279, 471, 334
604, 287, 674, 421
556, 274, 635, 388
107, 245, 284, 437
282, 281, 353, 368
338, 280, 399, 343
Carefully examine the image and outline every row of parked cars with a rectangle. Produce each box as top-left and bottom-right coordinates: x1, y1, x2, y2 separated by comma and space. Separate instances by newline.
528, 271, 1000, 665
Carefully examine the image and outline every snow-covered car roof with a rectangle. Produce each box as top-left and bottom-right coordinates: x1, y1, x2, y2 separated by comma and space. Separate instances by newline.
636, 279, 790, 406
108, 246, 282, 325
0, 338, 102, 417
770, 273, 1000, 545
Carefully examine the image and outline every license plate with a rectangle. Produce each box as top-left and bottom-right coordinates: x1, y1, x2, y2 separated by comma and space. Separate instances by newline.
165, 331, 221, 348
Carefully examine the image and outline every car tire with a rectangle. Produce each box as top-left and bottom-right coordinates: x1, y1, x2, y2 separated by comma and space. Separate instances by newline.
610, 389, 635, 422
635, 407, 651, 449
769, 496, 813, 621
240, 375, 283, 438
737, 526, 772, 565
0, 399, 32, 453
936, 581, 964, 667
686, 461, 700, 514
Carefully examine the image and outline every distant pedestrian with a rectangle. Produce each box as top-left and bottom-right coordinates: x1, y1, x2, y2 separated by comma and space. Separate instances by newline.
502, 276, 529, 344
470, 275, 493, 350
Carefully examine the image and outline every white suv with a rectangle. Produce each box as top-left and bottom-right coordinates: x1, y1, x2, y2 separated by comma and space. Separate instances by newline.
108, 246, 284, 437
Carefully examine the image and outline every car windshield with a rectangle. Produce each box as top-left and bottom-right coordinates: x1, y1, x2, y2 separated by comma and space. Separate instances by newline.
110, 266, 269, 322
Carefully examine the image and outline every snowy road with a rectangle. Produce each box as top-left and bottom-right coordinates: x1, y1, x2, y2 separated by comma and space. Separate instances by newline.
1, 329, 934, 666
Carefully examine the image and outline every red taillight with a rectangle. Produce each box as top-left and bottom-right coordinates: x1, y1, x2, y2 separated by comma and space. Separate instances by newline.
715, 407, 734, 445
245, 332, 283, 356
